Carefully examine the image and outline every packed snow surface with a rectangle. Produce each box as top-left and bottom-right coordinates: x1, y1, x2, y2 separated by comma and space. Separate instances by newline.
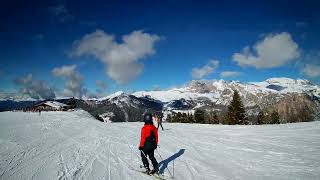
0, 110, 320, 180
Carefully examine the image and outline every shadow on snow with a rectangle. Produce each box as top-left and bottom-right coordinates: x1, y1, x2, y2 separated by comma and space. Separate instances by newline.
158, 149, 185, 174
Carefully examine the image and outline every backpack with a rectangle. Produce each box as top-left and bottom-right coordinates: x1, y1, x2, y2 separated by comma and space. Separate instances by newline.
145, 130, 157, 150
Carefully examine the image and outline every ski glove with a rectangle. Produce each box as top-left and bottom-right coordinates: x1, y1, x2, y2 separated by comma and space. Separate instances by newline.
139, 146, 143, 150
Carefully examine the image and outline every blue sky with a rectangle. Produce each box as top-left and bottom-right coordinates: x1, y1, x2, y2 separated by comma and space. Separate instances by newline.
0, 0, 320, 99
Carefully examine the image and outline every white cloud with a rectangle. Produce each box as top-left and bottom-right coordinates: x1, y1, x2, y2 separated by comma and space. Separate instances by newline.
300, 51, 320, 78
70, 30, 160, 84
14, 74, 56, 99
152, 84, 161, 91
191, 60, 219, 79
220, 71, 242, 78
52, 65, 87, 98
302, 64, 320, 77
233, 32, 300, 69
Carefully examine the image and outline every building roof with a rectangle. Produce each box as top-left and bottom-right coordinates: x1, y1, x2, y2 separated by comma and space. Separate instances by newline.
35, 101, 68, 108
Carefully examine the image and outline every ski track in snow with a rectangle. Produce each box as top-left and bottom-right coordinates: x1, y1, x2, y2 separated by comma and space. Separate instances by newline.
1, 110, 320, 180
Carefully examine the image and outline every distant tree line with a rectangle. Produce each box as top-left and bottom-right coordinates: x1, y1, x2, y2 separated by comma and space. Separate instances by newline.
167, 90, 312, 125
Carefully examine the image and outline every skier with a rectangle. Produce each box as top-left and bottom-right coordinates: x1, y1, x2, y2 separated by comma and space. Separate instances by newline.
154, 112, 164, 131
139, 113, 159, 175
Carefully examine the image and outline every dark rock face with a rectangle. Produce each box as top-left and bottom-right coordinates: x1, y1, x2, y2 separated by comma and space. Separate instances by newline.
166, 99, 194, 110
266, 84, 286, 91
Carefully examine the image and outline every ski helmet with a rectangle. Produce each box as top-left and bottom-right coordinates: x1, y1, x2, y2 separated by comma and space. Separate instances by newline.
144, 113, 153, 122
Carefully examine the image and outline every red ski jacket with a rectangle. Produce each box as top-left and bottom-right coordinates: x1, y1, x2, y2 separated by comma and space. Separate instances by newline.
139, 124, 158, 148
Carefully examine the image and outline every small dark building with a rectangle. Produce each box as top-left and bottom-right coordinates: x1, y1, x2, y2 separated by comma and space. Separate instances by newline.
33, 101, 69, 111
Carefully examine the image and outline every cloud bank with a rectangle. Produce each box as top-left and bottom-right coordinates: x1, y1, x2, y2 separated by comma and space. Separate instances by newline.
52, 65, 87, 98
70, 30, 160, 84
191, 60, 219, 79
233, 32, 300, 69
220, 71, 242, 78
14, 74, 56, 99
302, 64, 320, 77
300, 51, 320, 78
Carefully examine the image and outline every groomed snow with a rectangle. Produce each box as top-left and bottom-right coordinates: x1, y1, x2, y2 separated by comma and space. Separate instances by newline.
1, 110, 320, 180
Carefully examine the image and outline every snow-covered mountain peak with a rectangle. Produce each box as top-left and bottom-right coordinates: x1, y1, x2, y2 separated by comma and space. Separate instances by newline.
109, 91, 126, 99
98, 91, 126, 101
265, 77, 311, 86
0, 91, 38, 101
132, 77, 320, 111
211, 80, 228, 91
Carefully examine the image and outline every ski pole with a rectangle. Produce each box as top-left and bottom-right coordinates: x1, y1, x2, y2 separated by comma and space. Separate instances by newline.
140, 150, 152, 170
140, 150, 148, 159
173, 160, 175, 178
127, 144, 141, 159
123, 136, 142, 159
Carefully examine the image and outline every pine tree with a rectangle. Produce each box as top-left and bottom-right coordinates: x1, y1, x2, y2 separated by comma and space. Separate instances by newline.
224, 90, 247, 125
171, 113, 176, 122
257, 110, 266, 124
176, 112, 182, 123
206, 110, 219, 124
211, 111, 219, 124
194, 108, 206, 124
270, 110, 280, 124
188, 113, 194, 123
181, 113, 188, 123
297, 105, 312, 122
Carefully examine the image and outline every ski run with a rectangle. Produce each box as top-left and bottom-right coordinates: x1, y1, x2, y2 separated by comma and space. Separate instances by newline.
0, 110, 320, 180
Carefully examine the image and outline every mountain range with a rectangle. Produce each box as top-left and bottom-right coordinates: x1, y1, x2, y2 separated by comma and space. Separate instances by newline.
1, 77, 319, 123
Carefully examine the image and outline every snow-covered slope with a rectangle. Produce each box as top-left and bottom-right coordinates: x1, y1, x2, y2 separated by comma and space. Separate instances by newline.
1, 110, 320, 180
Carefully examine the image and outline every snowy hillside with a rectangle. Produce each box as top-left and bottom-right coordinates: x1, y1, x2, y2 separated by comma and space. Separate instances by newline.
1, 110, 320, 180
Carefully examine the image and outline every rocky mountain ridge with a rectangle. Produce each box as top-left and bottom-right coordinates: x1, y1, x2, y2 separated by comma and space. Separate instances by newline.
1, 77, 319, 123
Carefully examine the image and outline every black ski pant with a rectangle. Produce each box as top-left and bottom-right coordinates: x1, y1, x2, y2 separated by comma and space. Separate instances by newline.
157, 122, 164, 131
141, 149, 158, 170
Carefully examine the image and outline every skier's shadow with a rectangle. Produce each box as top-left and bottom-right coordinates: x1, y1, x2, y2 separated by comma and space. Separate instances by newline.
158, 149, 185, 174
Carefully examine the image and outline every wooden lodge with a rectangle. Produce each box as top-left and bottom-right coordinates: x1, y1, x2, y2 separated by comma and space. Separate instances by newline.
33, 101, 70, 111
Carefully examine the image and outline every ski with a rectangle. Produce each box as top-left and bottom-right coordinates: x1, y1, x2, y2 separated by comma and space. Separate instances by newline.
131, 169, 166, 180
